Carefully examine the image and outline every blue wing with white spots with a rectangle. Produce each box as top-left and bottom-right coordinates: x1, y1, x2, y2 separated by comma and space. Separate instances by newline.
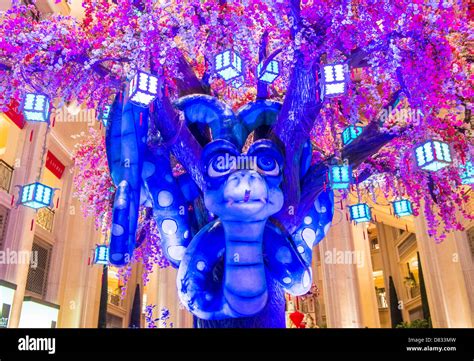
105, 93, 149, 266
142, 149, 193, 268
265, 190, 334, 296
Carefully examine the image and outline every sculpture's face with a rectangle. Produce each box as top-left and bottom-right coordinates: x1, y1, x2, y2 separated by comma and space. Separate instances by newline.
202, 139, 284, 222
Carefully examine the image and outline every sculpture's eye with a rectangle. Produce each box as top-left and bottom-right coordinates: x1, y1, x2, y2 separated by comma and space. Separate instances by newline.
207, 154, 234, 178
257, 155, 280, 176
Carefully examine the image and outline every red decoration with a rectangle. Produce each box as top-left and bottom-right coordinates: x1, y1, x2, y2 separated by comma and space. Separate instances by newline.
3, 99, 25, 129
46, 150, 65, 179
289, 311, 306, 328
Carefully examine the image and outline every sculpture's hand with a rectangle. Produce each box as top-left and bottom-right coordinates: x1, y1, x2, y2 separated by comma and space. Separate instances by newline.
106, 92, 149, 266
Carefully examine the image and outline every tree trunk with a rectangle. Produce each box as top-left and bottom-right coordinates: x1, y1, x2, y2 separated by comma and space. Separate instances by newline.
195, 273, 286, 328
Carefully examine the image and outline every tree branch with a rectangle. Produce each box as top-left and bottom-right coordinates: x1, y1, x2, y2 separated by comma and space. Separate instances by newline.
271, 53, 321, 229
280, 90, 403, 232
150, 92, 205, 191
174, 52, 210, 97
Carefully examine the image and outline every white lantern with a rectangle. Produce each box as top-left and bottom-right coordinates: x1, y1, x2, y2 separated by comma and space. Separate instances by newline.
127, 71, 159, 107
22, 93, 50, 122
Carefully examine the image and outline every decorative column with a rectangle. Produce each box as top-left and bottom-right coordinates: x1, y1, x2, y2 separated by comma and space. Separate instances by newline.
414, 208, 473, 328
320, 199, 380, 328
2, 122, 47, 327
146, 264, 192, 328
55, 195, 98, 327
351, 222, 381, 328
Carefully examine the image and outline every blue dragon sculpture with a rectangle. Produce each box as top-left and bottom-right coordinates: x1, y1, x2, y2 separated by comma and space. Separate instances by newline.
105, 91, 335, 328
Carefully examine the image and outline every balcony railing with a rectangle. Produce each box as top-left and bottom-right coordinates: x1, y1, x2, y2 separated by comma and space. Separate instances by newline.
36, 207, 55, 232
107, 292, 124, 308
0, 160, 13, 193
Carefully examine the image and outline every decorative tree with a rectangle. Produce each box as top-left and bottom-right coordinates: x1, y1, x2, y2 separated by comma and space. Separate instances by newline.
1, 0, 472, 328
388, 276, 403, 328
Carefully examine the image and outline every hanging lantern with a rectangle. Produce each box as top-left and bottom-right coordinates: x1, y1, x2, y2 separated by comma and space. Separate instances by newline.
94, 244, 109, 265
229, 75, 245, 89
257, 60, 280, 84
22, 93, 50, 122
349, 203, 372, 223
341, 125, 363, 146
414, 140, 453, 172
17, 182, 55, 209
215, 50, 243, 82
329, 164, 352, 190
392, 199, 413, 217
322, 63, 349, 98
460, 160, 474, 185
98, 105, 111, 128
127, 71, 159, 107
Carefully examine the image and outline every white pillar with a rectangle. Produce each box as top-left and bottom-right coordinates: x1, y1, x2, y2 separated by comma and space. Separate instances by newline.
414, 212, 473, 328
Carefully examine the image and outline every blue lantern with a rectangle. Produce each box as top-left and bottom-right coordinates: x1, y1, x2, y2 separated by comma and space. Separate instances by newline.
229, 75, 245, 89
127, 71, 159, 107
98, 105, 111, 128
257, 60, 280, 84
329, 164, 352, 190
342, 125, 363, 146
414, 140, 452, 172
22, 93, 50, 122
460, 160, 474, 185
18, 182, 55, 209
215, 50, 243, 82
392, 199, 413, 217
322, 63, 348, 97
94, 245, 109, 265
349, 203, 371, 223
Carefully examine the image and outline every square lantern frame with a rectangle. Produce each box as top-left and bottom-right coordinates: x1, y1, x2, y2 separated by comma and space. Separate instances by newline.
342, 125, 363, 146
392, 199, 413, 217
349, 203, 372, 223
460, 160, 474, 185
18, 182, 55, 210
22, 93, 50, 123
127, 71, 159, 108
257, 60, 280, 84
215, 50, 243, 82
322, 63, 349, 98
414, 140, 453, 172
98, 104, 111, 128
94, 244, 109, 265
329, 164, 352, 190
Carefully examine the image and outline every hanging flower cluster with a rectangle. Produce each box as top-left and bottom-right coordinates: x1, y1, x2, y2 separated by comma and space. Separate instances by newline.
72, 127, 115, 233
144, 305, 173, 328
